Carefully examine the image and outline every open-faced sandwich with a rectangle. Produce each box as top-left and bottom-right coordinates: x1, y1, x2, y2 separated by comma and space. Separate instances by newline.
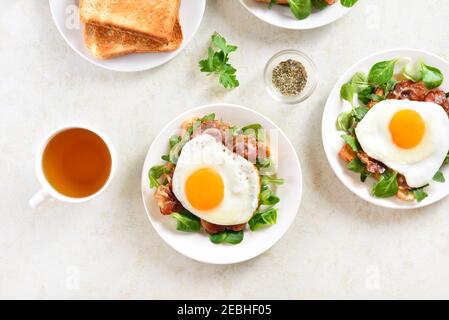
257, 0, 358, 20
148, 114, 284, 245
336, 57, 449, 202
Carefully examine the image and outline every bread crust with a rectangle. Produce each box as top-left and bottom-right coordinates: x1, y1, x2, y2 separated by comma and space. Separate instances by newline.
84, 20, 183, 60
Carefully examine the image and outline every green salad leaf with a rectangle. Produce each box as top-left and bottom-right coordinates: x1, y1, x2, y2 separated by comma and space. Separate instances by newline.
201, 113, 216, 122
148, 165, 170, 188
340, 83, 355, 104
403, 60, 424, 82
444, 152, 449, 165
402, 60, 443, 89
261, 176, 285, 185
341, 134, 360, 152
171, 210, 201, 232
169, 135, 181, 148
210, 230, 244, 245
169, 130, 191, 164
412, 186, 429, 203
433, 171, 446, 183
336, 111, 353, 132
371, 171, 399, 198
260, 185, 280, 206
311, 0, 326, 9
268, 0, 278, 9
288, 0, 312, 20
249, 208, 278, 231
350, 72, 370, 92
312, 0, 330, 10
353, 106, 369, 122
341, 0, 358, 7
347, 157, 369, 182
259, 175, 284, 206
241, 124, 265, 141
368, 59, 397, 85
256, 157, 272, 169
422, 64, 444, 89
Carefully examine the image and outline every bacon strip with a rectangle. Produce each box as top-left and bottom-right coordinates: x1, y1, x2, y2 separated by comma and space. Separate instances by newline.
387, 80, 428, 101
201, 220, 246, 234
154, 185, 182, 215
357, 152, 386, 174
425, 89, 449, 117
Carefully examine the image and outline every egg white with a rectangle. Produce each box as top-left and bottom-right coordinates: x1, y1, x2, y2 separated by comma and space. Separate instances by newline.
172, 134, 260, 226
356, 99, 449, 188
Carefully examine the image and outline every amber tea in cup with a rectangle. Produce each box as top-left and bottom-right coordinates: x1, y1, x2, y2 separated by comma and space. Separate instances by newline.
41, 128, 112, 198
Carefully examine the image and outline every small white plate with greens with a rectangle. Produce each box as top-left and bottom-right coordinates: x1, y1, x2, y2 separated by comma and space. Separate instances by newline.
141, 104, 302, 264
240, 0, 358, 30
322, 48, 449, 209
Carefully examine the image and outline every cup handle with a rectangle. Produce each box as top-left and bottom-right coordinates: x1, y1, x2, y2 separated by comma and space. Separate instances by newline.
29, 189, 51, 208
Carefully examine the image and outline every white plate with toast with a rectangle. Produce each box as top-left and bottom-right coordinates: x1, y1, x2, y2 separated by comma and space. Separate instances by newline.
240, 0, 357, 30
49, 0, 206, 72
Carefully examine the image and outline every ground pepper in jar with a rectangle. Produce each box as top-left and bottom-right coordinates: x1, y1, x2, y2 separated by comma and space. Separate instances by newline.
272, 59, 308, 96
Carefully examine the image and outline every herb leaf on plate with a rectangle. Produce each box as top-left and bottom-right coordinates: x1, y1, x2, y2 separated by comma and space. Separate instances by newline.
341, 134, 360, 152
433, 171, 445, 183
336, 111, 353, 132
312, 0, 330, 10
260, 185, 281, 206
340, 83, 355, 104
287, 0, 312, 20
340, 0, 358, 7
171, 210, 201, 232
241, 123, 265, 141
368, 59, 397, 85
249, 208, 278, 231
210, 230, 244, 245
149, 165, 170, 188
422, 64, 444, 89
261, 176, 285, 186
347, 157, 369, 182
371, 171, 399, 198
412, 186, 429, 203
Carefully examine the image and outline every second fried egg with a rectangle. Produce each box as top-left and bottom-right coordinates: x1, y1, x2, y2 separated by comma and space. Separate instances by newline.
355, 99, 449, 188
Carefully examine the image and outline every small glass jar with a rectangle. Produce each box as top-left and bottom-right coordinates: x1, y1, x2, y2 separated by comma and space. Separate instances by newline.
264, 49, 318, 104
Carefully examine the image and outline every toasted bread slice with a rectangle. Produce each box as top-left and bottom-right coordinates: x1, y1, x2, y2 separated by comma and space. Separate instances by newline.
80, 0, 180, 43
84, 20, 183, 59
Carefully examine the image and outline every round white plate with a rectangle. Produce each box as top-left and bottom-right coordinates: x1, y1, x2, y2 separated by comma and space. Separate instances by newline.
322, 48, 449, 209
49, 0, 206, 72
240, 0, 357, 30
141, 104, 302, 264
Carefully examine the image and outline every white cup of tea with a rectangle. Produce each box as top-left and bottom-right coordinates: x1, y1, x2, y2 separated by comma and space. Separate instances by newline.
29, 125, 117, 208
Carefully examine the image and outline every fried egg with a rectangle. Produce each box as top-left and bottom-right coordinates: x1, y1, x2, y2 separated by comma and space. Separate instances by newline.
355, 99, 449, 188
172, 134, 260, 226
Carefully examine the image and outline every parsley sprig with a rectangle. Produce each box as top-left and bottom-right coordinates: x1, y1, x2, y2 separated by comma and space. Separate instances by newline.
199, 33, 239, 89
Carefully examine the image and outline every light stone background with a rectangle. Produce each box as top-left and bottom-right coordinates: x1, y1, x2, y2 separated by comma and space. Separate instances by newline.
1, 0, 449, 300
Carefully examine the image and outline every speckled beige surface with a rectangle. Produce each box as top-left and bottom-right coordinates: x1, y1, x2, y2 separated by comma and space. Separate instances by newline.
1, 0, 449, 299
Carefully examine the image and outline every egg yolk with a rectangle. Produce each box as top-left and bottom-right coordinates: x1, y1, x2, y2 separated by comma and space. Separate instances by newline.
185, 168, 224, 211
389, 109, 426, 149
